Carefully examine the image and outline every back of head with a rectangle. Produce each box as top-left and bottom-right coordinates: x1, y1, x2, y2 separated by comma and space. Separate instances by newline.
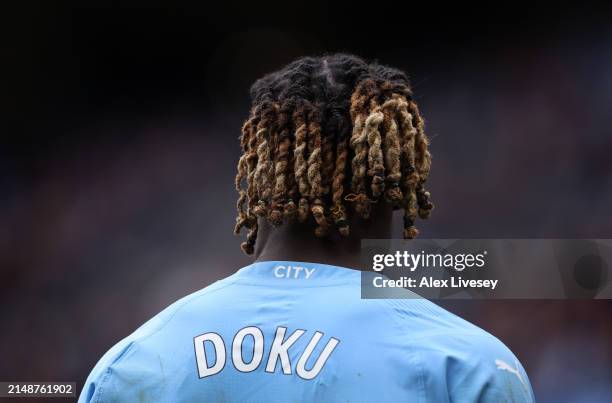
234, 54, 434, 254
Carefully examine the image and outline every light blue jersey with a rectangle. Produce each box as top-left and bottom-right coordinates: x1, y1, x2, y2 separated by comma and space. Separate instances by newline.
80, 261, 535, 402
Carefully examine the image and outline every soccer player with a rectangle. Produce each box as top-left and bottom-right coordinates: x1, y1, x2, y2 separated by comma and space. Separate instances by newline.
80, 54, 535, 402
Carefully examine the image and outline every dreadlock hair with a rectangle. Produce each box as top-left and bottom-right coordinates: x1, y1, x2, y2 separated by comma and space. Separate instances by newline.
234, 54, 434, 254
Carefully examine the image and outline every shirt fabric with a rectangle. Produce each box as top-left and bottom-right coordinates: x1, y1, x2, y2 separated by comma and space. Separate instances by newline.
80, 260, 535, 402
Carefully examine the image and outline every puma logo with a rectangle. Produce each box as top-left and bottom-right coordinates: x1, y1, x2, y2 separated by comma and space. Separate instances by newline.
495, 358, 527, 390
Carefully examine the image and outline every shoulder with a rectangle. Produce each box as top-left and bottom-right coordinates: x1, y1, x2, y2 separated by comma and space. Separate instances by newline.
423, 330, 534, 402
380, 299, 535, 402
78, 276, 237, 403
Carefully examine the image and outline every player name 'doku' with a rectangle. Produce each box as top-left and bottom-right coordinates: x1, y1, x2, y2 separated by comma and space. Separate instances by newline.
194, 326, 340, 380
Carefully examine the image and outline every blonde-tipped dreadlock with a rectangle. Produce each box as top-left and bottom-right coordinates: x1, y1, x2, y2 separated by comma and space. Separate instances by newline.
234, 54, 434, 254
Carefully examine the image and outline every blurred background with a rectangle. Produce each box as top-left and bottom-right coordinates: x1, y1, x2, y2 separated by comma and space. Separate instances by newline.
2, 2, 612, 402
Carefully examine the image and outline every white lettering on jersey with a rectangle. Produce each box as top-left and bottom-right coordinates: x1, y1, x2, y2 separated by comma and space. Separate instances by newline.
232, 327, 264, 372
194, 332, 226, 378
265, 327, 306, 374
193, 326, 340, 380
304, 267, 316, 279
296, 331, 340, 380
273, 265, 316, 279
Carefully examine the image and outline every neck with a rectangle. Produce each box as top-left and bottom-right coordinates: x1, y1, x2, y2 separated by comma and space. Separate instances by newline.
254, 204, 393, 270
